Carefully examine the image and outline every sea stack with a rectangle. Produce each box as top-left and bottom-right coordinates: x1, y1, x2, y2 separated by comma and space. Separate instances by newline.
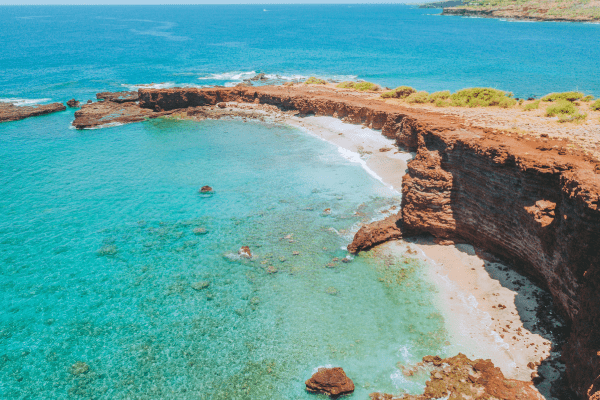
305, 367, 354, 397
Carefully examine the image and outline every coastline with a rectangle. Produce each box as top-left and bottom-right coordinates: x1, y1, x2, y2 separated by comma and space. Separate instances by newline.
207, 102, 560, 386
52, 84, 600, 398
441, 7, 600, 23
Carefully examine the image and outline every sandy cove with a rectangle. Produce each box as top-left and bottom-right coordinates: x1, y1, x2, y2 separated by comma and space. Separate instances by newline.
181, 101, 558, 386
72, 85, 600, 399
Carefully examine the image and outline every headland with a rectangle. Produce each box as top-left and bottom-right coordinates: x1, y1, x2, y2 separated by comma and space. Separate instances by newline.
440, 0, 600, 22
63, 83, 600, 400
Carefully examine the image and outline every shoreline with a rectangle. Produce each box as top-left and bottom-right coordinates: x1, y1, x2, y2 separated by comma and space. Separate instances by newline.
66, 85, 600, 398
209, 102, 561, 387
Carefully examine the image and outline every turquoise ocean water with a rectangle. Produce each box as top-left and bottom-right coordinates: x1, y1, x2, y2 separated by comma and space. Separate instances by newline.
1, 5, 598, 399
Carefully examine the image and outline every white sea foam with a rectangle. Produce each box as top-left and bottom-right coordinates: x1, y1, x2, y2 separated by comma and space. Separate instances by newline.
336, 147, 398, 194
121, 82, 206, 90
0, 98, 52, 106
311, 364, 335, 374
84, 122, 125, 130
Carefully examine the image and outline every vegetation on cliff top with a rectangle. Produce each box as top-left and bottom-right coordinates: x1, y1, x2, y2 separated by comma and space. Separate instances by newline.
375, 84, 596, 123
304, 77, 327, 85
382, 86, 516, 108
545, 100, 588, 122
337, 81, 381, 91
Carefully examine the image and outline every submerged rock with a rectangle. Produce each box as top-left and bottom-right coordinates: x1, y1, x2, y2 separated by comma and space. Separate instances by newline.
70, 361, 90, 375
191, 281, 210, 290
266, 265, 278, 274
193, 227, 208, 235
305, 367, 354, 397
325, 287, 338, 295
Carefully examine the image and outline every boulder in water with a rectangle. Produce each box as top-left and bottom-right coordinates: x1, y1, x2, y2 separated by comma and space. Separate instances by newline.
199, 185, 214, 194
238, 246, 252, 258
305, 367, 354, 397
66, 99, 80, 108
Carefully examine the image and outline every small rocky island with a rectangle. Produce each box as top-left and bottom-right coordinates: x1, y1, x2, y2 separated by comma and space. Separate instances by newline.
0, 101, 66, 123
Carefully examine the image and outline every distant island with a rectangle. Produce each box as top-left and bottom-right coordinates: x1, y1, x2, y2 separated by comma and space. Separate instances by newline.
421, 0, 600, 22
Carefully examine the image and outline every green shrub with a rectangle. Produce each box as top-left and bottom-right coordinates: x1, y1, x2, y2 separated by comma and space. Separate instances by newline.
353, 82, 381, 91
336, 81, 354, 89
450, 88, 517, 108
545, 100, 587, 122
558, 112, 587, 123
406, 91, 430, 104
523, 100, 540, 111
545, 100, 578, 117
583, 95, 595, 102
337, 81, 381, 91
541, 91, 586, 102
434, 98, 449, 107
590, 99, 600, 111
380, 86, 416, 99
304, 77, 327, 85
428, 91, 451, 103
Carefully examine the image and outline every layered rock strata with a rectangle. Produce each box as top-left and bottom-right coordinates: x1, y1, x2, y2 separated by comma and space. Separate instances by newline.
0, 101, 66, 123
75, 85, 600, 399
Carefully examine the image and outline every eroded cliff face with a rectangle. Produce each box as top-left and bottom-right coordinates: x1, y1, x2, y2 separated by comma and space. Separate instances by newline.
137, 86, 600, 399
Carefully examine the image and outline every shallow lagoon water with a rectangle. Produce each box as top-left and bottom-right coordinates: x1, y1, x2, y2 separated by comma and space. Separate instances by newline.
0, 115, 448, 399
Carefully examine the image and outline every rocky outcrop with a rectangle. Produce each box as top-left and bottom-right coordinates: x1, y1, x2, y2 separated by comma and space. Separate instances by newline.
78, 85, 600, 398
0, 102, 66, 123
66, 99, 80, 108
305, 367, 355, 397
96, 91, 139, 103
72, 100, 161, 129
370, 354, 543, 400
348, 214, 403, 253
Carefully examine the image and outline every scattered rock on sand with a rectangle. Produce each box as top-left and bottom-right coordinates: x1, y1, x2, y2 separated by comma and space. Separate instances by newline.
239, 246, 252, 258
305, 367, 355, 397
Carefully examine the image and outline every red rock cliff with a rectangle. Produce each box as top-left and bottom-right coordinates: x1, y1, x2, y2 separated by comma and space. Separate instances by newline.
138, 86, 600, 399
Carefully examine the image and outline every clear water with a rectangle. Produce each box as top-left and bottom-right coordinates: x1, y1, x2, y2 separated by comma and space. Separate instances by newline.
0, 113, 447, 398
1, 5, 594, 399
1, 5, 599, 102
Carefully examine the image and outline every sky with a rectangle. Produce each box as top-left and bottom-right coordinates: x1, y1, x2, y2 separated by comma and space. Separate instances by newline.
0, 1, 422, 4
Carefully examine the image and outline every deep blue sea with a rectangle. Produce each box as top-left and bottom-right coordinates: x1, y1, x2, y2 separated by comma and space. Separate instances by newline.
0, 5, 597, 400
